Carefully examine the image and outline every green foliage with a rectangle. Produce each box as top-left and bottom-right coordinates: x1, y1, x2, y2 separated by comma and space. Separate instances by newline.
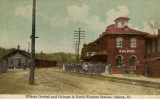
36, 52, 76, 64
0, 47, 77, 64
0, 47, 15, 62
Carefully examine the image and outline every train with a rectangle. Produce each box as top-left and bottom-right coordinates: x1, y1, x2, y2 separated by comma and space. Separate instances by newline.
35, 59, 57, 68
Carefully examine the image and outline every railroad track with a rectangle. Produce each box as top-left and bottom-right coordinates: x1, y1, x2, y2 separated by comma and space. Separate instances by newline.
47, 68, 160, 89
36, 69, 102, 95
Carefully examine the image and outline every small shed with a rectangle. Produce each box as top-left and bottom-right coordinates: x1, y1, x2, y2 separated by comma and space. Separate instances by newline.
3, 46, 31, 69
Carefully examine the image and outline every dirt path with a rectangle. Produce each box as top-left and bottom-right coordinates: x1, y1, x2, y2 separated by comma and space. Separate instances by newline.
0, 67, 160, 95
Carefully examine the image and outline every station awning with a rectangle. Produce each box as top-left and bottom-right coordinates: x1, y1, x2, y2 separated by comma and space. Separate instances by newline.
93, 50, 108, 56
140, 57, 160, 63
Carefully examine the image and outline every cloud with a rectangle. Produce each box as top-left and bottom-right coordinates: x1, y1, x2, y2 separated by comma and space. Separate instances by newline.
142, 21, 158, 34
14, 4, 160, 53
67, 4, 106, 32
15, 5, 32, 19
15, 4, 158, 35
67, 4, 89, 23
128, 23, 140, 30
106, 5, 129, 25
38, 4, 105, 33
85, 16, 105, 32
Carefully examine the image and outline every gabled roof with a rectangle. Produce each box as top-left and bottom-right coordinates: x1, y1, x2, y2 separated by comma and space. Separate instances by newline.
3, 49, 31, 59
114, 17, 130, 21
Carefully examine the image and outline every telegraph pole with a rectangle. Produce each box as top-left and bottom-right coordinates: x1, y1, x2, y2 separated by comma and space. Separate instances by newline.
74, 28, 85, 62
28, 42, 30, 53
29, 0, 37, 85
73, 41, 78, 62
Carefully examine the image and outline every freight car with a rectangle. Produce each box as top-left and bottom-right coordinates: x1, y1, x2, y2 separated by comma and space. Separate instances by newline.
35, 59, 57, 68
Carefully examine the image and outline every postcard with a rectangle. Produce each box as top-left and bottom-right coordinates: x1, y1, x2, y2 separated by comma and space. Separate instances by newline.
0, 0, 160, 99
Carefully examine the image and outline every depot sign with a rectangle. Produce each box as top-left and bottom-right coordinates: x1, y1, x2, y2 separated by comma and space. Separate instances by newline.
119, 49, 135, 53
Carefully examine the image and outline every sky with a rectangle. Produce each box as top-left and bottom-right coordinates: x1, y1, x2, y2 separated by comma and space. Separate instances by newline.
0, 0, 160, 53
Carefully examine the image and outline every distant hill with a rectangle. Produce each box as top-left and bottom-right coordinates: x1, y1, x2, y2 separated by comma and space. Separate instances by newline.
0, 47, 77, 63
36, 52, 76, 64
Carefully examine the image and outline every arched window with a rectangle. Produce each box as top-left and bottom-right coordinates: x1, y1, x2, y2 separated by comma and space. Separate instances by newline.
116, 37, 123, 48
130, 38, 136, 48
130, 56, 136, 67
117, 56, 122, 66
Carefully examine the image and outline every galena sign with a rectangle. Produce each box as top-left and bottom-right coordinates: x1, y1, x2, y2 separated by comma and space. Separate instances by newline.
119, 50, 135, 53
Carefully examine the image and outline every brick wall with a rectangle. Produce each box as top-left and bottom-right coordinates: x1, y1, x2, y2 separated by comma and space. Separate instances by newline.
146, 37, 160, 77
147, 60, 160, 78
104, 35, 146, 74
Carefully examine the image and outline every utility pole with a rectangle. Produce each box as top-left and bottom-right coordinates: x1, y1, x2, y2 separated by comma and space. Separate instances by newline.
74, 28, 85, 62
29, 0, 38, 85
73, 41, 78, 62
28, 42, 30, 53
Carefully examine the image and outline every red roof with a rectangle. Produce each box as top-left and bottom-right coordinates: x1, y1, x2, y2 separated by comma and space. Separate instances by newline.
114, 17, 130, 21
107, 24, 115, 28
108, 24, 115, 27
105, 26, 148, 34
94, 26, 148, 42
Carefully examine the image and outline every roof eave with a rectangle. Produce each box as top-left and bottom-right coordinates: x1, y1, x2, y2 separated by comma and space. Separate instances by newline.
94, 32, 149, 43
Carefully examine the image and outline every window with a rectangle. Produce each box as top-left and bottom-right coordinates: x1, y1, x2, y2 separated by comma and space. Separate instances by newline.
158, 40, 160, 52
91, 52, 96, 56
121, 21, 125, 26
18, 59, 21, 67
6, 59, 8, 64
152, 41, 155, 53
130, 38, 136, 48
117, 56, 122, 66
130, 56, 136, 67
25, 59, 28, 64
86, 52, 89, 56
10, 59, 13, 64
116, 37, 123, 48
147, 44, 150, 53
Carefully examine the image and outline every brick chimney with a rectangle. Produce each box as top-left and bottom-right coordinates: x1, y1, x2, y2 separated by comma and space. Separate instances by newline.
158, 29, 160, 35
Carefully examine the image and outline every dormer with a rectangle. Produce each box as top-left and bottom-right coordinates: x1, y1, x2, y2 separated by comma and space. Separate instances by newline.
114, 17, 130, 28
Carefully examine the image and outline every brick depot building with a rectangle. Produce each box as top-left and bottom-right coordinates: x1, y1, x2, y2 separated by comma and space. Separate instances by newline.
81, 17, 160, 77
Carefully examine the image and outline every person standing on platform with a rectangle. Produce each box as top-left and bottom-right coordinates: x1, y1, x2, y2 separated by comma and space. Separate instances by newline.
105, 64, 109, 75
120, 64, 125, 74
145, 64, 148, 77
109, 64, 112, 75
